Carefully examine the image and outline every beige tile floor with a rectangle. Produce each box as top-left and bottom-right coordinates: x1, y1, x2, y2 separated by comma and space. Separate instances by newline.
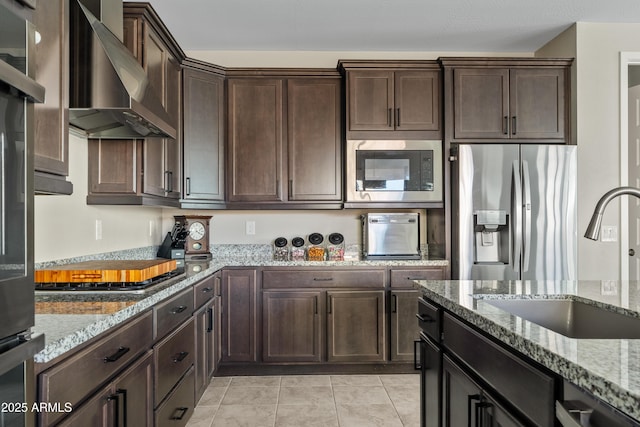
186, 374, 420, 427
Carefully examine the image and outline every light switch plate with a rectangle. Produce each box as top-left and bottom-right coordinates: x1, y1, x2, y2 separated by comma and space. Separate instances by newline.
601, 225, 618, 242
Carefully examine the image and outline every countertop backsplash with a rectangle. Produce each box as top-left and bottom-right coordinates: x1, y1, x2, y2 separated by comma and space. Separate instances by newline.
36, 243, 437, 267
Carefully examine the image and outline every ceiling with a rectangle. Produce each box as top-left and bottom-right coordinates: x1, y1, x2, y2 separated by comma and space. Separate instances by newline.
125, 0, 640, 53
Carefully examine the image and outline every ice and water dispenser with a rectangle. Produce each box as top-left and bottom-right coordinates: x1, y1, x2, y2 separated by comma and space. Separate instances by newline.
473, 210, 509, 265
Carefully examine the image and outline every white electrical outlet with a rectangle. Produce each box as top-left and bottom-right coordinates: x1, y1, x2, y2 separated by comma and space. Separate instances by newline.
601, 225, 618, 242
149, 220, 154, 237
245, 221, 256, 235
95, 219, 103, 240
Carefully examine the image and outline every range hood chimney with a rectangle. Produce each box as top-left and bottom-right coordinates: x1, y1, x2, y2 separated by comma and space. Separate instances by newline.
69, 0, 176, 139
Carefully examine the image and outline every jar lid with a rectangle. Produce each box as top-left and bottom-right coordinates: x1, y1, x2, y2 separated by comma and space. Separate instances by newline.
308, 233, 324, 245
328, 233, 344, 245
274, 237, 288, 247
291, 237, 305, 247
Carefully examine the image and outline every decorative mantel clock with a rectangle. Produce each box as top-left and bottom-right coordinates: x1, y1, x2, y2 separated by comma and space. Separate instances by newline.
174, 215, 212, 256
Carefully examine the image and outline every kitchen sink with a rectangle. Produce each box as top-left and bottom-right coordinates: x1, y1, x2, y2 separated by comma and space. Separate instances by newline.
485, 298, 640, 339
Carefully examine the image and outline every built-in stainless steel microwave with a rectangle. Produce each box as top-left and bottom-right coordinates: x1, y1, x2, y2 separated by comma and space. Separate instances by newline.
346, 140, 443, 203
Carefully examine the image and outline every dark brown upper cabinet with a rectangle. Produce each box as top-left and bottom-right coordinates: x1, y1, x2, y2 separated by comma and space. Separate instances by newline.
441, 57, 573, 143
226, 70, 342, 209
33, 0, 73, 195
339, 60, 442, 140
181, 60, 226, 209
87, 3, 185, 206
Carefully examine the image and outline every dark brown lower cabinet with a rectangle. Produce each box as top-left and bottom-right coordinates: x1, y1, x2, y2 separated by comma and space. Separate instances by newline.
195, 297, 219, 401
221, 269, 258, 362
442, 355, 523, 427
155, 366, 195, 427
390, 290, 420, 361
327, 290, 386, 362
57, 351, 153, 427
262, 291, 323, 362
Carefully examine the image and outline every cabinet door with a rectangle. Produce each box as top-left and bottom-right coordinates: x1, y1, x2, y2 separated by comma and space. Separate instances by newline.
509, 68, 565, 139
164, 54, 182, 199
453, 68, 510, 139
56, 384, 113, 427
442, 355, 482, 427
183, 68, 224, 201
418, 338, 441, 427
142, 26, 168, 198
287, 79, 342, 201
113, 350, 153, 427
390, 290, 420, 361
262, 291, 323, 362
227, 79, 284, 202
348, 71, 394, 131
195, 299, 217, 402
34, 0, 69, 178
327, 290, 386, 362
194, 303, 208, 402
88, 139, 138, 194
221, 269, 258, 362
395, 70, 440, 131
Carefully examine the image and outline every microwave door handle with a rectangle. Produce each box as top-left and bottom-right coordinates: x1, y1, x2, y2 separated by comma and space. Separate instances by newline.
511, 160, 522, 273
522, 160, 532, 273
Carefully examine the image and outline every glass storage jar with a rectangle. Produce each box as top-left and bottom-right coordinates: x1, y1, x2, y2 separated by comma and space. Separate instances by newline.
307, 233, 326, 261
327, 233, 345, 261
290, 237, 306, 261
273, 237, 289, 261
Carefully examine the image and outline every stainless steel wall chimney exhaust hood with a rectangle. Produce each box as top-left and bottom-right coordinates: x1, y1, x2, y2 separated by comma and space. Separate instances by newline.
69, 0, 176, 139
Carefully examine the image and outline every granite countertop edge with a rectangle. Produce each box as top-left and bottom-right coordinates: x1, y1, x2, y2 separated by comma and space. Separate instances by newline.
414, 281, 640, 421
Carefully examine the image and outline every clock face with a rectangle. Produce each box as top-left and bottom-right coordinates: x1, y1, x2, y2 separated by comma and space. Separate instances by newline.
188, 221, 206, 241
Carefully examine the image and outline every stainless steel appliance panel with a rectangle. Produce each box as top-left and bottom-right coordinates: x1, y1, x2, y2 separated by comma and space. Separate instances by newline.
453, 144, 577, 281
455, 145, 520, 280
363, 213, 420, 259
346, 140, 443, 203
520, 145, 577, 280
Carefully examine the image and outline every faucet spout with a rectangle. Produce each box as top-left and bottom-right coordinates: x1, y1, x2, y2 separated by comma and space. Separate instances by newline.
585, 186, 640, 240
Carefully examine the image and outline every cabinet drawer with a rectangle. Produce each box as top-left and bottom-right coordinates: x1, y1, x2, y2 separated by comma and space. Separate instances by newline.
443, 313, 555, 427
155, 317, 195, 405
263, 269, 385, 289
194, 275, 216, 309
38, 310, 153, 426
417, 297, 441, 342
155, 366, 195, 427
154, 288, 194, 339
390, 268, 445, 288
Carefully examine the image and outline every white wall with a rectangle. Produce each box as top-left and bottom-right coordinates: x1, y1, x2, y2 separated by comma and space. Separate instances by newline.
34, 132, 164, 262
537, 23, 640, 280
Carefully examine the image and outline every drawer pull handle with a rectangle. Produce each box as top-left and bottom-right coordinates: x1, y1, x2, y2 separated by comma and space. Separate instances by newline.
171, 407, 189, 420
406, 277, 424, 281
202, 287, 213, 293
104, 346, 130, 363
173, 351, 189, 363
556, 401, 594, 427
171, 305, 188, 314
416, 314, 434, 323
313, 278, 333, 282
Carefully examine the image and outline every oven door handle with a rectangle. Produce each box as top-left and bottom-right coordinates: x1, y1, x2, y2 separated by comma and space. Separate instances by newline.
0, 334, 45, 377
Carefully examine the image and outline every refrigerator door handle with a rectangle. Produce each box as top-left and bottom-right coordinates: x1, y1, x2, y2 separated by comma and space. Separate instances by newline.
511, 161, 523, 273
522, 160, 532, 272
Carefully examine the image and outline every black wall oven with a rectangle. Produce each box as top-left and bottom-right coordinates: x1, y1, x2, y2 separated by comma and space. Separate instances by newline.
0, 1, 45, 426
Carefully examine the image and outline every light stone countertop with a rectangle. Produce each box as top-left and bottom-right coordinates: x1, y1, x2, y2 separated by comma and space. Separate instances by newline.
33, 256, 448, 364
413, 279, 640, 422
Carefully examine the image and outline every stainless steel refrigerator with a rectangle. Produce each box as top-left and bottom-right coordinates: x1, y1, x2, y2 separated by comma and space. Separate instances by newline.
451, 144, 577, 280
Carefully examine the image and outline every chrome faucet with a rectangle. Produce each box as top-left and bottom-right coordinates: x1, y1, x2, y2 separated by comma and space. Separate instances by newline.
585, 186, 640, 240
